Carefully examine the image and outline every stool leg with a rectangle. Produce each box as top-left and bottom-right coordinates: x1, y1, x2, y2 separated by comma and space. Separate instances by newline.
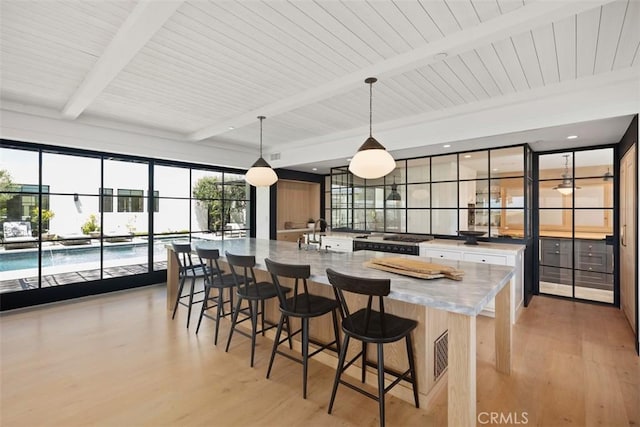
250, 300, 258, 367
331, 308, 341, 354
285, 316, 293, 350
406, 334, 420, 408
361, 342, 367, 383
186, 276, 196, 329
377, 343, 386, 427
214, 288, 224, 345
195, 287, 210, 334
228, 291, 234, 318
260, 299, 266, 336
266, 313, 286, 379
328, 334, 350, 414
225, 296, 243, 353
302, 317, 309, 399
171, 276, 185, 319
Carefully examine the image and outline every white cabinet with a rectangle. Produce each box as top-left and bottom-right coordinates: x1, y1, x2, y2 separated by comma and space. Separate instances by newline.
421, 248, 462, 261
462, 252, 507, 265
321, 236, 353, 253
420, 240, 524, 323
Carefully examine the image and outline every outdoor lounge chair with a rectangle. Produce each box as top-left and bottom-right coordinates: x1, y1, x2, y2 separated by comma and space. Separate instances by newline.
58, 233, 91, 245
3, 221, 38, 249
104, 231, 133, 243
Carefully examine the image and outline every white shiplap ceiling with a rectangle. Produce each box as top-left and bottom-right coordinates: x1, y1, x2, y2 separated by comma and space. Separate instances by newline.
0, 0, 638, 172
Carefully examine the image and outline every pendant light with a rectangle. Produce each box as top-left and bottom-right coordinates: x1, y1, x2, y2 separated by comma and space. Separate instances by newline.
245, 116, 278, 187
348, 77, 396, 179
603, 167, 613, 181
386, 176, 401, 201
553, 154, 580, 195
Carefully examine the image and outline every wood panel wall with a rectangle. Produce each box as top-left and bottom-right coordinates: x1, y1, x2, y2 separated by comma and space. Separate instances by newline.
276, 179, 320, 230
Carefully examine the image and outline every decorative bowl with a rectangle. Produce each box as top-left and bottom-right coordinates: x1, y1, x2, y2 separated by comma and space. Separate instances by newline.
458, 230, 486, 245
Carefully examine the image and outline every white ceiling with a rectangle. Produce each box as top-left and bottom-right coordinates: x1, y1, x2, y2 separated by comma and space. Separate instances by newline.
0, 0, 638, 174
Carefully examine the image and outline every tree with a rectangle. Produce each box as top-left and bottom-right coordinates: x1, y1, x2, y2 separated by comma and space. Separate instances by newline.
31, 207, 55, 234
0, 169, 14, 203
192, 176, 247, 232
0, 169, 15, 221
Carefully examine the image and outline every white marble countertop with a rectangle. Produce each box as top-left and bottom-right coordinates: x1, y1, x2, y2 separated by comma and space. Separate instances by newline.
175, 238, 514, 316
420, 238, 525, 254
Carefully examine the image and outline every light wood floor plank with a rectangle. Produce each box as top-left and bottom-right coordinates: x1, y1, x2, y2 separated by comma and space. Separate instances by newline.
1, 285, 638, 426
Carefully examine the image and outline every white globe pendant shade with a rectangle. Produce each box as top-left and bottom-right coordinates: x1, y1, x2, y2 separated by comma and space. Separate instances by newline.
246, 159, 278, 187
246, 116, 278, 187
349, 138, 396, 179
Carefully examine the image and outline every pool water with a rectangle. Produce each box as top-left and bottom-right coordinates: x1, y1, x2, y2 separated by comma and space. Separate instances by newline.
0, 243, 167, 272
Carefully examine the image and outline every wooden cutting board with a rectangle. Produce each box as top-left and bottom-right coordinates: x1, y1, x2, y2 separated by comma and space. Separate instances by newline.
365, 257, 464, 281
364, 261, 446, 279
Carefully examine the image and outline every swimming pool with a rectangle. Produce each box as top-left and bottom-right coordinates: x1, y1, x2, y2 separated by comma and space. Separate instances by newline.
0, 242, 168, 272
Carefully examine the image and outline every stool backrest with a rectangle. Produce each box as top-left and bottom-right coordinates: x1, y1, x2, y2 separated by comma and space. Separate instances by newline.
196, 247, 223, 286
326, 268, 390, 335
225, 251, 260, 295
265, 258, 311, 312
172, 242, 195, 276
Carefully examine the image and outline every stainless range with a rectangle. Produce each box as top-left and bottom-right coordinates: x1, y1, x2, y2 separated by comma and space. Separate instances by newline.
352, 234, 434, 256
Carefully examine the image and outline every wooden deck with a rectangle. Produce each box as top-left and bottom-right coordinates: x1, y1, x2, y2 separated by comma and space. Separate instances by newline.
0, 262, 167, 293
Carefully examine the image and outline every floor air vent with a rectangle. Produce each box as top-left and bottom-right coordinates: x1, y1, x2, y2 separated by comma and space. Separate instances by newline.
434, 330, 448, 380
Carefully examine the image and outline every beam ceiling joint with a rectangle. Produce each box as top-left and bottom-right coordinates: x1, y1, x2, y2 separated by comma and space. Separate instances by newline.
62, 0, 185, 120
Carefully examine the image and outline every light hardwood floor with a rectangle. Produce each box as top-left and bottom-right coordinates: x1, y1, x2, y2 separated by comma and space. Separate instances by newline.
1, 285, 638, 426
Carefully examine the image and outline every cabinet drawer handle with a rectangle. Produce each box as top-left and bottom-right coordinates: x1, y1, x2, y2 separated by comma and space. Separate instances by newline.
555, 251, 559, 254
588, 245, 593, 249
555, 243, 559, 247
588, 253, 592, 257
588, 267, 593, 271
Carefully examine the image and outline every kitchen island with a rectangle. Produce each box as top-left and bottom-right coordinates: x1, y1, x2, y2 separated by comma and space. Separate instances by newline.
166, 238, 515, 427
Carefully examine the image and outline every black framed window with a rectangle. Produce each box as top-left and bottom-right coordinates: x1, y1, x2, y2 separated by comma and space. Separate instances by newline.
330, 145, 528, 240
117, 189, 143, 212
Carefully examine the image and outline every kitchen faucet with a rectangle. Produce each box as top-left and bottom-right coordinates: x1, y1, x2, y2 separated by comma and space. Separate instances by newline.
305, 218, 326, 250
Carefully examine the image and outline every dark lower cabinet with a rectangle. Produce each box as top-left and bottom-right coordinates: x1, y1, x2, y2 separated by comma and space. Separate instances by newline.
540, 237, 613, 291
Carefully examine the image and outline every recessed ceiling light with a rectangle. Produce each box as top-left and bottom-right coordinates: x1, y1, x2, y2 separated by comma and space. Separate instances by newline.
228, 126, 235, 130
493, 168, 499, 171
312, 167, 318, 171
443, 144, 451, 148
347, 158, 352, 161
567, 135, 578, 139
464, 154, 471, 158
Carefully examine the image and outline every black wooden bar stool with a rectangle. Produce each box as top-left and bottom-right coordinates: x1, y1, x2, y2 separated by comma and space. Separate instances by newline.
224, 252, 288, 367
171, 242, 206, 329
264, 258, 341, 399
194, 247, 238, 345
326, 268, 419, 427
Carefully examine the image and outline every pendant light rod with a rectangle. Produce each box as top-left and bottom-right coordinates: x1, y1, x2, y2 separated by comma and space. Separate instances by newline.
258, 115, 265, 157
365, 77, 376, 138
